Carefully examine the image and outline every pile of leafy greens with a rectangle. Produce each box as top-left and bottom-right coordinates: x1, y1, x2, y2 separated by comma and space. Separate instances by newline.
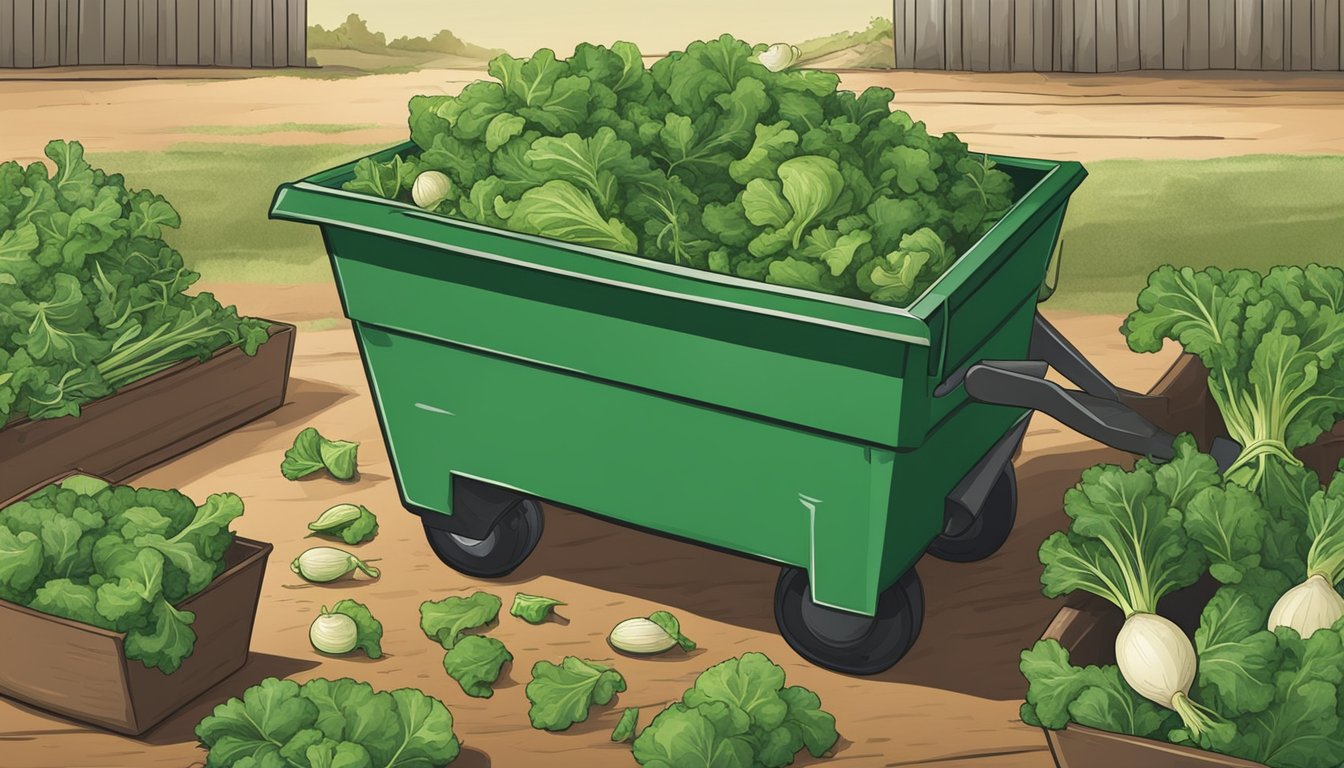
343, 36, 1016, 307
0, 140, 270, 430
1022, 440, 1344, 768
1123, 264, 1344, 497
0, 474, 243, 673
195, 677, 460, 768
632, 652, 837, 767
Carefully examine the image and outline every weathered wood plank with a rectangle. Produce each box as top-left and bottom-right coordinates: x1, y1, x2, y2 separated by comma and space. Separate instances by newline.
913, 0, 945, 68
157, 0, 174, 64
198, 0, 212, 64
989, 0, 1011, 69
250, 0, 269, 66
176, 0, 195, 64
1290, 0, 1311, 68
137, 0, 156, 64
102, 0, 122, 64
122, 0, 138, 64
1235, 0, 1263, 68
1117, 0, 1141, 68
945, 0, 963, 68
1186, 0, 1209, 68
215, 0, 230, 65
285, 0, 301, 65
39, 0, 61, 66
14, 0, 34, 67
1314, 0, 1339, 68
32, 0, 48, 66
0, 0, 14, 68
1057, 0, 1075, 70
894, 0, 910, 67
1096, 0, 1119, 71
1033, 0, 1053, 70
1073, 0, 1096, 71
1208, 0, 1235, 66
967, 0, 990, 70
78, 0, 103, 63
1164, 0, 1187, 68
1263, 0, 1285, 69
1012, 0, 1033, 70
60, 0, 77, 64
908, 0, 919, 69
229, 0, 248, 66
1138, 0, 1162, 67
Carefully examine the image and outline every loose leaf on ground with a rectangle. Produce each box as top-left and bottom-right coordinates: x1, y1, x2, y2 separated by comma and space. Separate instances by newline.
526, 657, 627, 731
442, 635, 513, 698
611, 707, 640, 743
309, 504, 380, 546
282, 428, 360, 481
510, 592, 565, 624
420, 591, 502, 649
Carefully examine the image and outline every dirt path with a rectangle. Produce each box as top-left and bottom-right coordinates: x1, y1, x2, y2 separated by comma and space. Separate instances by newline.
0, 300, 1181, 768
3, 66, 1344, 163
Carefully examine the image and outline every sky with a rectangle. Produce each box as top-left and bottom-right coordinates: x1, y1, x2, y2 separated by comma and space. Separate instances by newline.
310, 0, 890, 54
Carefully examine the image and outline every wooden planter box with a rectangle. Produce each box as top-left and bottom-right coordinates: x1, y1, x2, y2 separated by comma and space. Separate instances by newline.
1040, 352, 1344, 768
0, 476, 273, 735
1041, 585, 1264, 768
0, 322, 296, 502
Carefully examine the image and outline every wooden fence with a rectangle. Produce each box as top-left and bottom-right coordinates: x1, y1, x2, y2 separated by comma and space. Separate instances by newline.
892, 0, 1344, 71
0, 0, 305, 67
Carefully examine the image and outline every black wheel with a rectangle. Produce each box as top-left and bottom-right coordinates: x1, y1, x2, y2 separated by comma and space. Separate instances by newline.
423, 499, 544, 578
774, 566, 924, 675
927, 464, 1017, 563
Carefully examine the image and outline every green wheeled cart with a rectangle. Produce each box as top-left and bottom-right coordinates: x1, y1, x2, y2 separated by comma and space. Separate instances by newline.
273, 146, 1235, 675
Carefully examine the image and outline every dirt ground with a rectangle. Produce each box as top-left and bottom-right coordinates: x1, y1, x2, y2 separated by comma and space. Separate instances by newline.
0, 283, 1183, 768
0, 61, 1323, 768
3, 66, 1344, 162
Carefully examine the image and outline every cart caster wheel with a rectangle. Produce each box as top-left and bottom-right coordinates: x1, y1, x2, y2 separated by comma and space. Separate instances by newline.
928, 464, 1017, 563
774, 566, 924, 675
423, 498, 544, 578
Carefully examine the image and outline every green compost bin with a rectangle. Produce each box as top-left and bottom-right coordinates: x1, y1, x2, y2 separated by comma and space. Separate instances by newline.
272, 143, 1086, 672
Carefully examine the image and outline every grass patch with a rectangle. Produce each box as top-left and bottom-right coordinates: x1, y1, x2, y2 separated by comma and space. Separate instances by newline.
796, 18, 894, 66
180, 122, 380, 135
99, 142, 385, 283
1048, 154, 1344, 313
90, 146, 1343, 311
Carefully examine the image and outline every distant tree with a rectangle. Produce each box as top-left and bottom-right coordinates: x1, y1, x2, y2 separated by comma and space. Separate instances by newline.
308, 14, 388, 53
388, 29, 505, 59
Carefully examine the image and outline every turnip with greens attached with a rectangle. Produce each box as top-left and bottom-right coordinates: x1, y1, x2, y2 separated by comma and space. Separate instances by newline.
291, 546, 380, 583
1268, 478, 1344, 638
1036, 436, 1227, 742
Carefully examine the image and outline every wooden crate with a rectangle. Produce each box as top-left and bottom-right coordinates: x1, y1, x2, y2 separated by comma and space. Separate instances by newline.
0, 473, 272, 735
0, 322, 295, 502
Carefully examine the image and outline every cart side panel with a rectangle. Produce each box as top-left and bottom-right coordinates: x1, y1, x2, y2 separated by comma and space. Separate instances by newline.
355, 323, 911, 615
324, 227, 929, 449
922, 203, 1071, 427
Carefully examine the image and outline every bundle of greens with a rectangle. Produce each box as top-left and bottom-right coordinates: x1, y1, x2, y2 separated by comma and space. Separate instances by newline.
344, 36, 1016, 307
0, 140, 270, 429
195, 677, 460, 768
0, 474, 243, 673
1123, 264, 1344, 500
